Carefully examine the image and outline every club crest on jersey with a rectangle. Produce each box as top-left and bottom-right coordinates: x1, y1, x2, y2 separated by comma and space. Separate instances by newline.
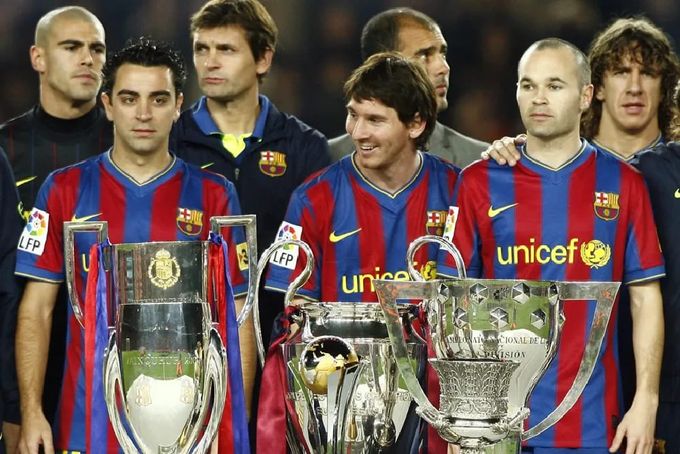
270, 222, 302, 270
259, 151, 287, 177
580, 240, 611, 269
426, 210, 447, 236
177, 208, 203, 236
593, 192, 620, 221
18, 208, 49, 256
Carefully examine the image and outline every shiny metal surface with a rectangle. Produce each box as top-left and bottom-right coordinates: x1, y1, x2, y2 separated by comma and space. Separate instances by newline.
64, 216, 257, 454
376, 277, 619, 453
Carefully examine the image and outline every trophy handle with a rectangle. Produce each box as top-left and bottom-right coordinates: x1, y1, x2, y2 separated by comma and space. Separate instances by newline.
190, 328, 228, 453
374, 279, 447, 431
522, 281, 620, 440
103, 331, 141, 453
63, 221, 108, 329
209, 215, 258, 327
252, 239, 314, 367
406, 235, 466, 281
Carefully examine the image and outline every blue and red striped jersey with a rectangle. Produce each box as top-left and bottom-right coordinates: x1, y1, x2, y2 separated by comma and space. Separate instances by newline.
440, 141, 664, 448
266, 152, 458, 302
15, 151, 246, 452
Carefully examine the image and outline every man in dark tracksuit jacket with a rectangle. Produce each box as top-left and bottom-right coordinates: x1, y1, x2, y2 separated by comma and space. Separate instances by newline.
172, 94, 329, 267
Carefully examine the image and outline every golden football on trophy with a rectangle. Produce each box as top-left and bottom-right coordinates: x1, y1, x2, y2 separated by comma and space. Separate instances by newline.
299, 336, 359, 395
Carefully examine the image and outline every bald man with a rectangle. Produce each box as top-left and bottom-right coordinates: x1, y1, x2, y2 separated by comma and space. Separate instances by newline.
0, 7, 112, 452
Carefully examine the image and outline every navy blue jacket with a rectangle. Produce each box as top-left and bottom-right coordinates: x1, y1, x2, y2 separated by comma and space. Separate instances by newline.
171, 96, 331, 253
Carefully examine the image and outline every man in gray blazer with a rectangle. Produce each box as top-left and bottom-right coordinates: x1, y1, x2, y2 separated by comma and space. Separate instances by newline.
329, 7, 488, 167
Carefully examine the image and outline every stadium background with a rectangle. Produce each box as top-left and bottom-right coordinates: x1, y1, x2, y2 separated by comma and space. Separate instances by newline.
1, 0, 678, 143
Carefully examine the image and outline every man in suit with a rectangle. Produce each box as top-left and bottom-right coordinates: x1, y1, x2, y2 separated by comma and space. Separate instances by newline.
328, 7, 487, 167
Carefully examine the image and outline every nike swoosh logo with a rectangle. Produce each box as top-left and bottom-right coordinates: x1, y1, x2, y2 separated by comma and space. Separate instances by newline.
16, 176, 37, 187
329, 228, 362, 243
71, 212, 102, 222
488, 203, 518, 218
201, 162, 214, 169
675, 189, 680, 199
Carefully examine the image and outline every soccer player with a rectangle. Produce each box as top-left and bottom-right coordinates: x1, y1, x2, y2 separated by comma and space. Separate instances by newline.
267, 52, 457, 302
14, 38, 248, 454
0, 7, 112, 449
441, 38, 664, 453
482, 18, 680, 451
259, 52, 457, 454
172, 0, 330, 328
0, 149, 22, 454
632, 83, 680, 453
583, 18, 680, 162
328, 7, 487, 167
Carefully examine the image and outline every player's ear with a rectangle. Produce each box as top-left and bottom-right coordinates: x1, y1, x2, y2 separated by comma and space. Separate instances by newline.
408, 113, 427, 140
30, 45, 46, 73
174, 92, 184, 121
255, 47, 274, 80
581, 83, 594, 111
101, 92, 114, 121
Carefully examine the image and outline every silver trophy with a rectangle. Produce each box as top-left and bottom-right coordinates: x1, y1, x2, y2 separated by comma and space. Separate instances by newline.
374, 235, 620, 453
254, 239, 427, 453
64, 216, 258, 454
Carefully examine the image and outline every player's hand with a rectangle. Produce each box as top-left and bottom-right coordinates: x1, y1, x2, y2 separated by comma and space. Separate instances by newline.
447, 444, 460, 453
609, 395, 657, 454
481, 134, 525, 166
18, 409, 53, 454
2, 421, 21, 454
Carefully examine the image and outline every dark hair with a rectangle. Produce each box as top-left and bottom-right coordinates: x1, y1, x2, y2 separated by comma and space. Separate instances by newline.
582, 17, 680, 139
521, 38, 591, 87
361, 7, 438, 60
102, 37, 187, 96
190, 0, 277, 81
344, 52, 437, 149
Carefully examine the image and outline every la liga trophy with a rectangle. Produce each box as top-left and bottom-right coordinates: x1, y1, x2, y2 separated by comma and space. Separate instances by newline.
374, 235, 620, 453
64, 215, 258, 454
253, 239, 427, 453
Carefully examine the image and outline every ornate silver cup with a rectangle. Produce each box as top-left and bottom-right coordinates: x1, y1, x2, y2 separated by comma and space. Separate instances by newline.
64, 216, 258, 454
374, 236, 620, 453
254, 239, 427, 453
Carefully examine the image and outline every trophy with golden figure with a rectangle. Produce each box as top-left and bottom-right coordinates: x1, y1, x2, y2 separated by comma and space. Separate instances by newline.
253, 239, 427, 453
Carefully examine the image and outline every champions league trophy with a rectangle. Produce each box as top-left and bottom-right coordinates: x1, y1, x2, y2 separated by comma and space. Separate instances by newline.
253, 239, 427, 453
374, 235, 620, 453
64, 216, 258, 454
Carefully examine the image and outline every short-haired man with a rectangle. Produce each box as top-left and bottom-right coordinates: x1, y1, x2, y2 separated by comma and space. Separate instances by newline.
441, 39, 664, 453
261, 52, 458, 454
0, 7, 112, 449
171, 0, 330, 352
328, 7, 487, 167
15, 38, 248, 454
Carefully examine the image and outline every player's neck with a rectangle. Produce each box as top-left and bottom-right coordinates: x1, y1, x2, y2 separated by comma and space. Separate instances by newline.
110, 145, 174, 184
39, 89, 97, 120
359, 149, 421, 194
593, 117, 661, 159
205, 88, 260, 136
525, 132, 582, 169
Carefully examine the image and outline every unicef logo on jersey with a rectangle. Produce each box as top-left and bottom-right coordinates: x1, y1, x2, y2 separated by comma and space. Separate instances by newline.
496, 237, 612, 269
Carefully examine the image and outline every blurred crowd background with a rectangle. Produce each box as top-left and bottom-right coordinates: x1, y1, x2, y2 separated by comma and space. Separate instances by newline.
1, 0, 679, 143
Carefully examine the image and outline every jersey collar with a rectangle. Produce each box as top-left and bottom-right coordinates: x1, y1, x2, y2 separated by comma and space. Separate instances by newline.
191, 95, 270, 140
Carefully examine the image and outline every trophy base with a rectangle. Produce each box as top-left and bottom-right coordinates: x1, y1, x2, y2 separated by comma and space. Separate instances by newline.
458, 437, 520, 454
